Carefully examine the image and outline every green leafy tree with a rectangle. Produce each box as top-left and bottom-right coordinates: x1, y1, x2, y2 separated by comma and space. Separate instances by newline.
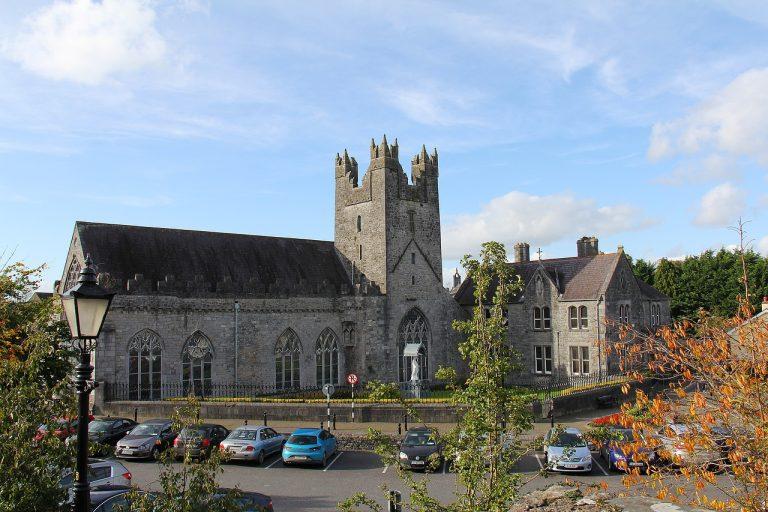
340, 241, 535, 512
0, 261, 75, 512
127, 398, 249, 512
630, 258, 656, 287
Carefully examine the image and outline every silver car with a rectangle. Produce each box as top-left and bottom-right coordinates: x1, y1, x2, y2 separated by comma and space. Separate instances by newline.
219, 426, 285, 465
60, 458, 132, 490
115, 419, 176, 460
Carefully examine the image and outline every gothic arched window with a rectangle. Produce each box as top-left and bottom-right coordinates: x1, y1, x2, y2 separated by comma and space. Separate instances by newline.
542, 307, 551, 329
579, 305, 589, 328
398, 308, 430, 382
128, 329, 162, 400
276, 329, 301, 389
182, 331, 213, 396
533, 306, 542, 329
568, 306, 578, 329
63, 257, 81, 292
315, 328, 339, 386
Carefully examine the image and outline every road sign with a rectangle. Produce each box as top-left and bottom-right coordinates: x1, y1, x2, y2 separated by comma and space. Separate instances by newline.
346, 373, 358, 385
322, 383, 335, 398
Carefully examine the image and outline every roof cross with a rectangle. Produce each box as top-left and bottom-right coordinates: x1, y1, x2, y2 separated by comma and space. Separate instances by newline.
536, 248, 543, 262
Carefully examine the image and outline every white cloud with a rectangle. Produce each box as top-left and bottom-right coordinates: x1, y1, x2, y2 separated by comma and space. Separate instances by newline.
379, 85, 482, 127
657, 154, 739, 186
648, 68, 768, 164
693, 182, 746, 227
758, 236, 768, 256
4, 0, 166, 85
442, 191, 654, 259
597, 58, 627, 96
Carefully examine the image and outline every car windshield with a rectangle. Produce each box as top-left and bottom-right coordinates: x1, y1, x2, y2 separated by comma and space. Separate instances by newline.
403, 432, 435, 446
287, 435, 317, 445
89, 421, 113, 433
228, 429, 258, 441
552, 432, 586, 448
131, 424, 163, 436
180, 427, 208, 438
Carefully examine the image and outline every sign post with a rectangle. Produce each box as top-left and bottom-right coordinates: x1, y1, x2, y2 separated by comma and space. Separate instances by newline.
323, 383, 335, 430
347, 373, 358, 422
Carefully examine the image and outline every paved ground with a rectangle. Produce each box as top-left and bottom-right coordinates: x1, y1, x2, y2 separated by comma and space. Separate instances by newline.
122, 448, 651, 511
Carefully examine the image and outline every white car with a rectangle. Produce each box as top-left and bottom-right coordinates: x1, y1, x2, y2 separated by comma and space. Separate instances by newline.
543, 427, 593, 473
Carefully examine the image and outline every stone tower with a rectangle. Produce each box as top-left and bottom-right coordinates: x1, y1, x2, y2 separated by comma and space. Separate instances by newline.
334, 136, 443, 295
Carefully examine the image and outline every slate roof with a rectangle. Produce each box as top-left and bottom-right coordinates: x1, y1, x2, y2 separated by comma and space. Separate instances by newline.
453, 253, 667, 306
72, 221, 351, 297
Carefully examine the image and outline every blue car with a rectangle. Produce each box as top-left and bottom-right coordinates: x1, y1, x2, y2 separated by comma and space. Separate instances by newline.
282, 428, 338, 467
599, 427, 656, 472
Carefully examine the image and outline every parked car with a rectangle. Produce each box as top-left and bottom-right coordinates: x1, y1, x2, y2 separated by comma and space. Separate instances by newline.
216, 488, 274, 512
220, 426, 285, 465
87, 417, 137, 447
543, 427, 593, 473
173, 423, 229, 460
91, 488, 156, 512
599, 427, 656, 472
447, 431, 514, 469
282, 428, 337, 467
398, 427, 443, 471
59, 459, 132, 506
653, 423, 725, 469
59, 458, 132, 490
35, 415, 95, 443
115, 418, 176, 460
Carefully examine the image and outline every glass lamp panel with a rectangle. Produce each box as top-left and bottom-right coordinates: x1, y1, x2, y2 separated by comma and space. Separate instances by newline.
72, 297, 110, 338
61, 296, 79, 337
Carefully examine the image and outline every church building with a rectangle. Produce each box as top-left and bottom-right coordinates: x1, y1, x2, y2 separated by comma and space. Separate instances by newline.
56, 136, 670, 402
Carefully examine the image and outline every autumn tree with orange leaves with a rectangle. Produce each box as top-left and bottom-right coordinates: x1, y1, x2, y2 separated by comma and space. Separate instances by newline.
606, 224, 768, 512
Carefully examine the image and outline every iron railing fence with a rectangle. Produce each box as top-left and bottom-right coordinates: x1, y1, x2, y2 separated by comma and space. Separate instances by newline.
506, 370, 628, 398
104, 373, 627, 403
104, 380, 434, 402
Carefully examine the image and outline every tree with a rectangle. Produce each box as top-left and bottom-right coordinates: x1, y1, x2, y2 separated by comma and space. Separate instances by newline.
340, 241, 535, 512
631, 258, 656, 287
0, 261, 75, 512
128, 398, 249, 512
607, 230, 768, 511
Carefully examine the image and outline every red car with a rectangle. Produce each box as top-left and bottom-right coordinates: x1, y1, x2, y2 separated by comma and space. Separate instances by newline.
35, 415, 95, 442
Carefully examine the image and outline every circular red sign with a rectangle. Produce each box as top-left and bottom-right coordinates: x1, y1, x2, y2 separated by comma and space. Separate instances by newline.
346, 373, 358, 385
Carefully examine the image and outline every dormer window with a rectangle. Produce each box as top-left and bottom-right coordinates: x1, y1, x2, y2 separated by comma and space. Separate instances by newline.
533, 306, 551, 330
569, 306, 588, 330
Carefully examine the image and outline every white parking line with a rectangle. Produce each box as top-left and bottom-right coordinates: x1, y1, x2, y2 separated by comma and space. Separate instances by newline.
322, 452, 342, 472
535, 453, 545, 470
382, 464, 389, 474
266, 456, 282, 469
442, 460, 448, 474
592, 455, 609, 476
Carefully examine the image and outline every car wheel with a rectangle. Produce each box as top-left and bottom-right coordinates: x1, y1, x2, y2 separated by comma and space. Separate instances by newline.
257, 450, 265, 465
151, 447, 161, 461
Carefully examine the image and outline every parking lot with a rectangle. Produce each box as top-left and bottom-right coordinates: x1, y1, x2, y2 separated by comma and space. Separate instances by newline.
122, 448, 641, 512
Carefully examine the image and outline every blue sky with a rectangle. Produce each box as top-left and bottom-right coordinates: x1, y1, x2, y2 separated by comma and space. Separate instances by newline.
0, 0, 766, 291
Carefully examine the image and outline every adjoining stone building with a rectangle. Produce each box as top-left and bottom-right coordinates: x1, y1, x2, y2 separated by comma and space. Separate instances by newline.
452, 238, 671, 378
56, 136, 670, 402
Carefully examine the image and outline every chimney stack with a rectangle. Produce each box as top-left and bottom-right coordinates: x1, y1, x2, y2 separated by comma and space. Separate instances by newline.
452, 268, 462, 289
577, 236, 599, 257
762, 296, 768, 313
514, 242, 531, 263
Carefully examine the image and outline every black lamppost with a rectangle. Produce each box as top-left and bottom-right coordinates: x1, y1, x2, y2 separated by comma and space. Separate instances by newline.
60, 255, 115, 512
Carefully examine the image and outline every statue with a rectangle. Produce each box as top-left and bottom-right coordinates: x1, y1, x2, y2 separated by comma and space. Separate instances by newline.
410, 357, 420, 382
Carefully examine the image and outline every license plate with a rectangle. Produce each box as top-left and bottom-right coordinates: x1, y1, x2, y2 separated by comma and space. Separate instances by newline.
563, 463, 578, 469
123, 449, 133, 455
629, 462, 643, 467
293, 456, 308, 461
411, 461, 424, 466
